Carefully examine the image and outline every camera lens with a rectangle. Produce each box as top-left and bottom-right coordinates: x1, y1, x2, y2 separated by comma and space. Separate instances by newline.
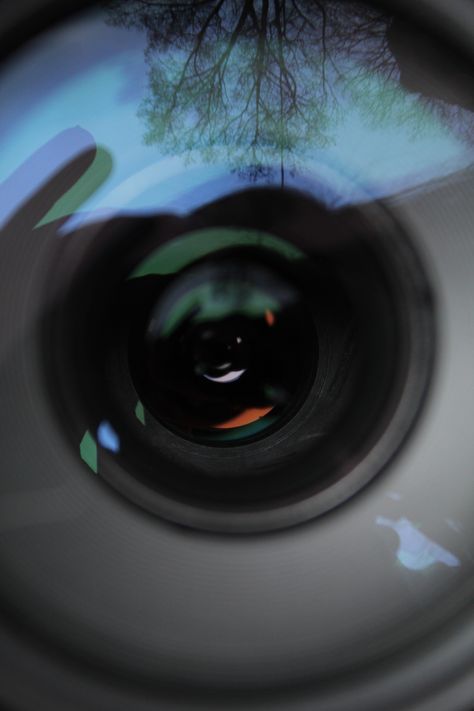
44, 183, 430, 524
0, 0, 473, 709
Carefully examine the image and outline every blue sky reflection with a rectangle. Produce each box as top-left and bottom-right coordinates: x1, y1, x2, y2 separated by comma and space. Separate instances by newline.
0, 7, 473, 228
376, 516, 461, 571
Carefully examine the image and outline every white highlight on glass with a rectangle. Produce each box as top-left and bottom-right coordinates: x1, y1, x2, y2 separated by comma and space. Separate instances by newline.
376, 516, 460, 571
203, 369, 246, 384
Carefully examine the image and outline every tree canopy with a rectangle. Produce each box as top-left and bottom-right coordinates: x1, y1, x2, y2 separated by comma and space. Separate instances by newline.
106, 0, 473, 185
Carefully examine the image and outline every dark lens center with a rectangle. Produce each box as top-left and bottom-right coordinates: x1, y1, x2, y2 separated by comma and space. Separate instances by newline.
130, 254, 318, 443
192, 326, 246, 380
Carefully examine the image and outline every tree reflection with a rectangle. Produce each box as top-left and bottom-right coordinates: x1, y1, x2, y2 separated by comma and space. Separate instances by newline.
106, 0, 473, 185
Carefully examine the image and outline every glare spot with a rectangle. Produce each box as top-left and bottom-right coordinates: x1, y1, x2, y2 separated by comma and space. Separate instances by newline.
376, 516, 460, 571
97, 421, 120, 453
204, 369, 246, 383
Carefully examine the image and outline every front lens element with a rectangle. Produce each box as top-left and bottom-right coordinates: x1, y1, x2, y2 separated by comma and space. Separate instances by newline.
128, 238, 317, 444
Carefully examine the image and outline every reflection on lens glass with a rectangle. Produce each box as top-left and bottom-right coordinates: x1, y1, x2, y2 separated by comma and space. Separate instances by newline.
0, 0, 468, 513
0, 1, 473, 707
128, 232, 317, 443
1, 0, 473, 228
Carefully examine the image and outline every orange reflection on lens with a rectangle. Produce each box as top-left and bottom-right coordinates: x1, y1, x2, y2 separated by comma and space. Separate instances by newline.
213, 406, 274, 430
265, 309, 275, 326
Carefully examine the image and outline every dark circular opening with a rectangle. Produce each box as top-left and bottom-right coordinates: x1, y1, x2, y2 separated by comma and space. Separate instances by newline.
129, 249, 318, 445
44, 186, 433, 531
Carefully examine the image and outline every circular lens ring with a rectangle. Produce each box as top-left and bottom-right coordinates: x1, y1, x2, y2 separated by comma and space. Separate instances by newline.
44, 187, 435, 532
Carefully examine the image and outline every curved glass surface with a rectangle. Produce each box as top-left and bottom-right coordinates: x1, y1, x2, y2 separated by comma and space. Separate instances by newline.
0, 1, 473, 706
